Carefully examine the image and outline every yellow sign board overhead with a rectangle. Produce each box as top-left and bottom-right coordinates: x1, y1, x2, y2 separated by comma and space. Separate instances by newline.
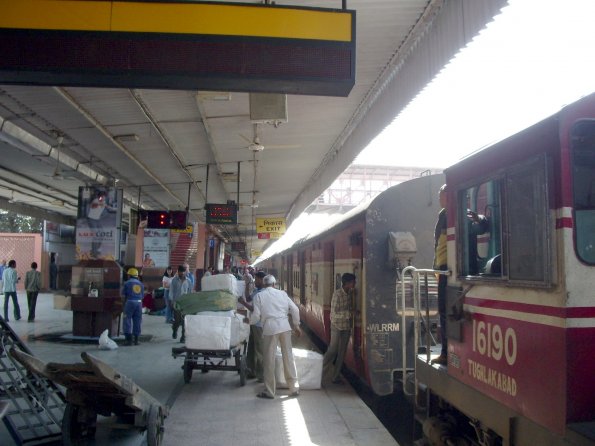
0, 1, 352, 41
256, 217, 286, 238
0, 1, 355, 96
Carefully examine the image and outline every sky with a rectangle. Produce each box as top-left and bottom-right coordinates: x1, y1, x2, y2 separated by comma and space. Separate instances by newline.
355, 0, 595, 169
257, 0, 595, 261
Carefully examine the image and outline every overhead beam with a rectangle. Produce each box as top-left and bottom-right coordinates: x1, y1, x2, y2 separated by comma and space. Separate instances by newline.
0, 197, 76, 225
0, 1, 355, 96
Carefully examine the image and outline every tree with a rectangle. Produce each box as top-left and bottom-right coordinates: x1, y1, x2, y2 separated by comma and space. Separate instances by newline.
0, 210, 43, 233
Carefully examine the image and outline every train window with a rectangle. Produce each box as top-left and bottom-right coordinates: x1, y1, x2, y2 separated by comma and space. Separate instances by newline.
457, 155, 551, 284
571, 120, 595, 265
459, 180, 503, 277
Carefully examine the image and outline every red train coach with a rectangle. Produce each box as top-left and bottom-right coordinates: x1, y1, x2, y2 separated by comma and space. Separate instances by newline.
260, 173, 444, 395
415, 93, 595, 445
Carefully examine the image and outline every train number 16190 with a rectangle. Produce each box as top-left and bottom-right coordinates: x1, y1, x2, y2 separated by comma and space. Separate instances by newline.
472, 320, 517, 366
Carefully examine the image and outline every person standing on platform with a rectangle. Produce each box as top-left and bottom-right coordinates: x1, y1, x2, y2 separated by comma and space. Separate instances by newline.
24, 262, 41, 322
239, 271, 266, 381
323, 273, 356, 384
122, 267, 144, 346
243, 267, 255, 298
162, 266, 174, 323
0, 260, 6, 291
49, 254, 58, 290
251, 275, 302, 399
171, 265, 192, 342
184, 262, 195, 291
2, 260, 21, 322
432, 184, 449, 366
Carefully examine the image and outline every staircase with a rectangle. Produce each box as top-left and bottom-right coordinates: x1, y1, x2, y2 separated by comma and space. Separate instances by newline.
169, 229, 198, 271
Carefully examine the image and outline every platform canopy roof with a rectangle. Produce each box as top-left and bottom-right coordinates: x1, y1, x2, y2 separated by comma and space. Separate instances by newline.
0, 0, 506, 260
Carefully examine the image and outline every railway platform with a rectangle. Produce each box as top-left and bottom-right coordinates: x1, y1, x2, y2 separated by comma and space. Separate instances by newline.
0, 293, 397, 446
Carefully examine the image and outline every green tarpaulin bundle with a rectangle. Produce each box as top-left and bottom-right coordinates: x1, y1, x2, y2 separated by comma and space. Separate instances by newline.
173, 290, 237, 315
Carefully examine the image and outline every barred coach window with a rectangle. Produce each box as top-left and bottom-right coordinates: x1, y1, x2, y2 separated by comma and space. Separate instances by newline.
571, 120, 595, 265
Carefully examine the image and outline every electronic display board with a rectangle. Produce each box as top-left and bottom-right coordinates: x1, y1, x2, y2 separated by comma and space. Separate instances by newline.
205, 203, 237, 225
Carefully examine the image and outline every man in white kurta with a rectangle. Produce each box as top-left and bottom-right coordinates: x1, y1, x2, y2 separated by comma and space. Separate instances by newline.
251, 275, 301, 398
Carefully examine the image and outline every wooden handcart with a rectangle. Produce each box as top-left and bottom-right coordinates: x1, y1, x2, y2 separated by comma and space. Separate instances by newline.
172, 341, 248, 385
9, 349, 168, 446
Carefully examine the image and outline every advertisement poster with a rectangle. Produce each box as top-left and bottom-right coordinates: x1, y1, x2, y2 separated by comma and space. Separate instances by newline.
143, 228, 170, 268
75, 186, 122, 261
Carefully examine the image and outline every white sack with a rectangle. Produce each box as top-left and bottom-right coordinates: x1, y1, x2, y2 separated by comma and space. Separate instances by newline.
235, 280, 245, 298
196, 311, 250, 346
201, 273, 237, 295
185, 315, 231, 350
98, 329, 118, 350
275, 348, 323, 390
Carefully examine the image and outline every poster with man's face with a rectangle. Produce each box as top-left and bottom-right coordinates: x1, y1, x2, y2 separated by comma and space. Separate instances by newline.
75, 186, 122, 261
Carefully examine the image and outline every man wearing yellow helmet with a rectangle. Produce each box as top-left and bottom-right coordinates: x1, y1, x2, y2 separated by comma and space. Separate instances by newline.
122, 267, 144, 346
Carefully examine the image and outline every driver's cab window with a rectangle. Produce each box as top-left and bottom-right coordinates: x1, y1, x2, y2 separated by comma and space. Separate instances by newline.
460, 180, 503, 277
572, 120, 595, 265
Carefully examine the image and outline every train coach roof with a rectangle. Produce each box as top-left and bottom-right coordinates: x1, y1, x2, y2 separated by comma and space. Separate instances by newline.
257, 197, 372, 262
257, 174, 443, 262
445, 92, 595, 180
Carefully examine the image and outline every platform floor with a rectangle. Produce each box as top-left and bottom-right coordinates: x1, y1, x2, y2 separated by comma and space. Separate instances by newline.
1, 293, 398, 446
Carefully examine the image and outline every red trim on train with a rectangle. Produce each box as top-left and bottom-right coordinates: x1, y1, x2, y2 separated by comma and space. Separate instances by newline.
465, 296, 595, 319
555, 217, 573, 229
566, 326, 595, 422
566, 306, 595, 318
447, 234, 455, 241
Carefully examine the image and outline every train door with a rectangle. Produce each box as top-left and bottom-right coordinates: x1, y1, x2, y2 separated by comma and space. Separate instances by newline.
323, 241, 335, 339
299, 250, 306, 306
279, 256, 286, 291
286, 254, 293, 299
350, 231, 364, 363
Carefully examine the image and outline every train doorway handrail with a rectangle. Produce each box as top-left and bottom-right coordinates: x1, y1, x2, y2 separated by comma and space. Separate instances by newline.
399, 266, 449, 397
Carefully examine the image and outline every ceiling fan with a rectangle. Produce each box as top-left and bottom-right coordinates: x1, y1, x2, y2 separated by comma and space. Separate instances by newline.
237, 123, 301, 152
45, 136, 77, 180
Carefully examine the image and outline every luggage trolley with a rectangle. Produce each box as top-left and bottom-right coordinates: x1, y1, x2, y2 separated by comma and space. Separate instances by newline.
172, 341, 248, 385
10, 349, 168, 446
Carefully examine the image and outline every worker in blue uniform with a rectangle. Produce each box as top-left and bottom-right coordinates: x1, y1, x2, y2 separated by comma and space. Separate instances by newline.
122, 267, 144, 346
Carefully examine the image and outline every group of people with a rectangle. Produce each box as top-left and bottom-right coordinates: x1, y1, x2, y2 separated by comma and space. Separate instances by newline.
237, 267, 357, 399
1, 259, 42, 323
123, 260, 360, 399
122, 263, 196, 345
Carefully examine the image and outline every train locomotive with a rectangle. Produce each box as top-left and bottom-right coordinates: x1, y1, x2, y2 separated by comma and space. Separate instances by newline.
414, 93, 595, 446
259, 173, 445, 395
261, 93, 595, 445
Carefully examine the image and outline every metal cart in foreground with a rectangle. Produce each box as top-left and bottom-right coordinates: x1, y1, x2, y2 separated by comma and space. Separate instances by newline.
10, 349, 168, 446
172, 341, 247, 385
0, 318, 65, 445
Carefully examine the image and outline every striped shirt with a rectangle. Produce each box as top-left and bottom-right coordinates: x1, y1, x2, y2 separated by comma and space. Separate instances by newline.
330, 287, 353, 331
